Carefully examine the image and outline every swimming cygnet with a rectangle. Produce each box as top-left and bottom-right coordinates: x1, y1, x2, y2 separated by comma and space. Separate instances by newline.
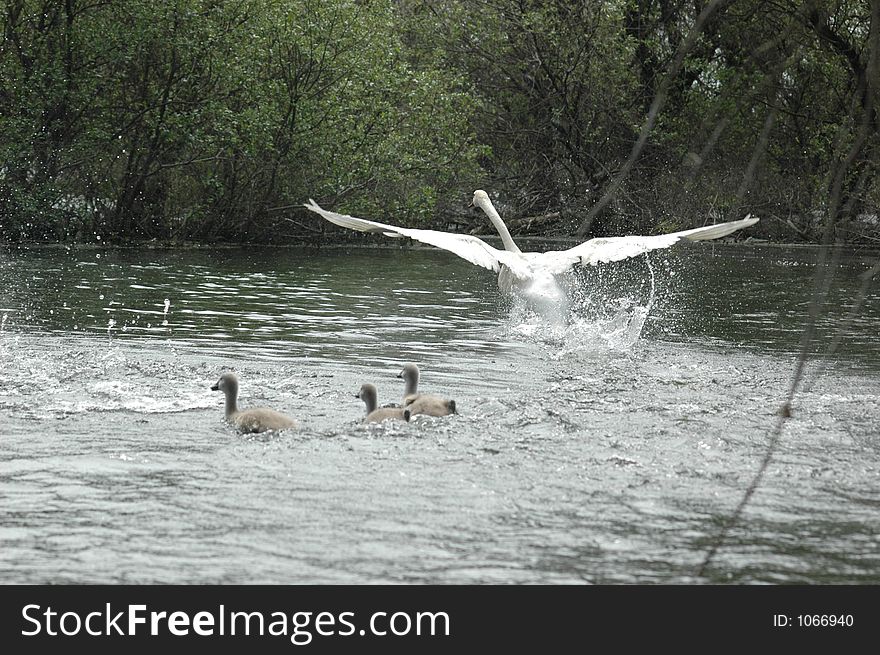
357, 383, 410, 423
397, 363, 457, 417
211, 372, 297, 433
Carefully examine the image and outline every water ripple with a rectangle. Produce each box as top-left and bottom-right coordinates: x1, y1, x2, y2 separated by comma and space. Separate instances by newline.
0, 244, 878, 583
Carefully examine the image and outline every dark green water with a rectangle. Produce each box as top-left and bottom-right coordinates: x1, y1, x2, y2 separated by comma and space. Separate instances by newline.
0, 242, 878, 583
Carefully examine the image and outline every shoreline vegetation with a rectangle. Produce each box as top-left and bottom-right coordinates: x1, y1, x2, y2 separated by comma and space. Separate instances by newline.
4, 237, 880, 259
1, 1, 878, 246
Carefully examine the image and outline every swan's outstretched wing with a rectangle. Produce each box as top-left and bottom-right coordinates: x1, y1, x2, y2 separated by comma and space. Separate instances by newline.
305, 200, 533, 278
538, 215, 760, 274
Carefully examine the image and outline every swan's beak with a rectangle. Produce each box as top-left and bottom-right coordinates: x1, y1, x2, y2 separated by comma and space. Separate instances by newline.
396, 370, 404, 378
210, 382, 219, 391
355, 391, 361, 399
468, 199, 474, 208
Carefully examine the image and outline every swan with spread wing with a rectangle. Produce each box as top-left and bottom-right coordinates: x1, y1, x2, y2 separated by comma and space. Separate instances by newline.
304, 190, 758, 306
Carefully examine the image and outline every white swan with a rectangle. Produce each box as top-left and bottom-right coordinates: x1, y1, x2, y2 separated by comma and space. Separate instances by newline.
304, 190, 758, 305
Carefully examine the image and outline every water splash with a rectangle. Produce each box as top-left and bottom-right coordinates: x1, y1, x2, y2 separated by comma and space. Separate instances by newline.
162, 298, 171, 326
506, 254, 658, 352
107, 318, 116, 338
521, 271, 568, 327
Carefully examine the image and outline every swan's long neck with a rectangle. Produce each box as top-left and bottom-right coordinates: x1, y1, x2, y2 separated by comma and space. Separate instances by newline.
480, 199, 522, 254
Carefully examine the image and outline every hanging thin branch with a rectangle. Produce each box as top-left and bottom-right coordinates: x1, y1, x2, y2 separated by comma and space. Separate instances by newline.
575, 0, 733, 236
698, 0, 880, 576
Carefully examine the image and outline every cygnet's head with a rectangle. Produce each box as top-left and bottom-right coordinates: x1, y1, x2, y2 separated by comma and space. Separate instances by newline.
470, 189, 490, 208
397, 363, 420, 384
211, 372, 239, 395
356, 383, 378, 410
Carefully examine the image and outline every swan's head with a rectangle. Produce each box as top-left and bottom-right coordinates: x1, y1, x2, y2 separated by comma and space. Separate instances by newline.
211, 372, 238, 395
470, 189, 491, 209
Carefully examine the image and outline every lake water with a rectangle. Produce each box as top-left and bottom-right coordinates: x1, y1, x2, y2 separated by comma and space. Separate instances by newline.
1, 241, 878, 583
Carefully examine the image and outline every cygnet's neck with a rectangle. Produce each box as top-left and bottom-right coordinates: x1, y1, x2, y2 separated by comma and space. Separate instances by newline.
362, 389, 378, 413
224, 387, 239, 418
479, 198, 522, 254
403, 373, 419, 396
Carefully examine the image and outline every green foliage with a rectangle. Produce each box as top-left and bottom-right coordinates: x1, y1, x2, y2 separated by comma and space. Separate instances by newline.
0, 0, 482, 242
1, 0, 877, 243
